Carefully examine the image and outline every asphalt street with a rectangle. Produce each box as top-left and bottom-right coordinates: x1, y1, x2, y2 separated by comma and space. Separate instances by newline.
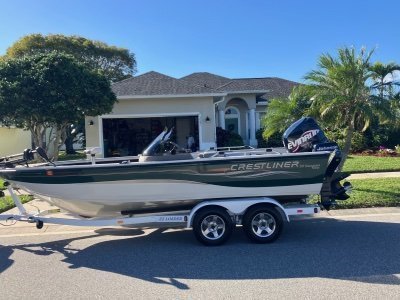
1, 210, 400, 299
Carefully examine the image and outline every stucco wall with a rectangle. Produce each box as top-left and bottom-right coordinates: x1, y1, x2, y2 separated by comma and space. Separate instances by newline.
0, 127, 32, 156
86, 96, 217, 155
256, 103, 267, 130
225, 98, 249, 139
218, 94, 257, 142
227, 94, 257, 110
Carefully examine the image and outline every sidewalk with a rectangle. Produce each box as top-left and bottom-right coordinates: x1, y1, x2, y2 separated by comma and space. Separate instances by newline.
348, 171, 400, 180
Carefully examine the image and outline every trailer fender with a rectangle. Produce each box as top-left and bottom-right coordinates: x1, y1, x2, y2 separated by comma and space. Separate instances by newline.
187, 197, 289, 227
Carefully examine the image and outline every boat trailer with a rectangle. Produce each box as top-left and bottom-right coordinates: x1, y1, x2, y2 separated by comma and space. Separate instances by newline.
1, 184, 322, 245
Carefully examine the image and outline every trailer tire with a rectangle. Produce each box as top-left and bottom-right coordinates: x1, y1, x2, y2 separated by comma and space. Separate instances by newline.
243, 205, 283, 243
192, 207, 233, 246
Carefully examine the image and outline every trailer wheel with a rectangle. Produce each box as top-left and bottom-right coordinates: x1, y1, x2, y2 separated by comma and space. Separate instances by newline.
193, 207, 233, 246
243, 205, 283, 243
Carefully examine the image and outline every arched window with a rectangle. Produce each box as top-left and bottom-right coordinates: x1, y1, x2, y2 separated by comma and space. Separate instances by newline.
225, 106, 240, 135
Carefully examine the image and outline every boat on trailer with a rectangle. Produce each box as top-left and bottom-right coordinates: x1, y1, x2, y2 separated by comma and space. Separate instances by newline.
0, 117, 351, 245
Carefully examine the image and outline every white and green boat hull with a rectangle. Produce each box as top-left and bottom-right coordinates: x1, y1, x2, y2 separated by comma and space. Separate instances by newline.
1, 152, 332, 217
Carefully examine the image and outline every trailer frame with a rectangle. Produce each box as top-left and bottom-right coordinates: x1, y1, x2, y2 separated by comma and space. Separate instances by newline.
0, 185, 320, 245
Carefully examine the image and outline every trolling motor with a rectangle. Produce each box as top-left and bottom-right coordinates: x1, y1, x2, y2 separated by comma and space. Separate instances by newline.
282, 117, 352, 210
0, 147, 54, 168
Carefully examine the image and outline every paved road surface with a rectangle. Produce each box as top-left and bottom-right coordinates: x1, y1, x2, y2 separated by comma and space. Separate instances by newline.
1, 209, 400, 299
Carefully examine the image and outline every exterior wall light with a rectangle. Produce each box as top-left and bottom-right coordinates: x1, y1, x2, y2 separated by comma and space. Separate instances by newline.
89, 120, 94, 126
205, 116, 211, 123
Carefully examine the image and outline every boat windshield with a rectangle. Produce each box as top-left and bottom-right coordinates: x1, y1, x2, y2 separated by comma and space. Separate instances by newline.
142, 128, 187, 156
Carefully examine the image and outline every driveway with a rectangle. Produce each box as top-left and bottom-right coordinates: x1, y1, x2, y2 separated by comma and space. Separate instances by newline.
1, 208, 400, 299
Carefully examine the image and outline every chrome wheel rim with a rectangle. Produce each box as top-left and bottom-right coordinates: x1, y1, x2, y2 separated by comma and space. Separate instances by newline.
251, 212, 276, 237
201, 215, 226, 240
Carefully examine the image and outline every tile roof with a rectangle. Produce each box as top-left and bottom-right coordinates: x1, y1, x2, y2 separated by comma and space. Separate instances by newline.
112, 71, 299, 99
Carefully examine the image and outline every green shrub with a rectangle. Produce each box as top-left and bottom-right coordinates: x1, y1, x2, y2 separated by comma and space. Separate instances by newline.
227, 133, 244, 147
256, 129, 282, 148
351, 132, 367, 152
266, 131, 283, 147
325, 129, 367, 152
58, 151, 86, 161
361, 123, 400, 149
216, 127, 244, 147
256, 129, 268, 148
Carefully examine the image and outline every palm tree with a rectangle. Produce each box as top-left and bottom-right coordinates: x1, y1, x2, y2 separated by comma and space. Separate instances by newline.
369, 62, 400, 99
262, 86, 311, 139
305, 47, 393, 170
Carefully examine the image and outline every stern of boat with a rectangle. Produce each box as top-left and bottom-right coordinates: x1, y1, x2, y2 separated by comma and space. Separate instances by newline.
319, 150, 352, 209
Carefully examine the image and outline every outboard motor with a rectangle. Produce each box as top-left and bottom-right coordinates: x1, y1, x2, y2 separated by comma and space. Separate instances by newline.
282, 117, 351, 210
283, 117, 339, 153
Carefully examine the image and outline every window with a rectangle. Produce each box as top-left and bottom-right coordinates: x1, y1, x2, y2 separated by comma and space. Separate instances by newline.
225, 107, 240, 135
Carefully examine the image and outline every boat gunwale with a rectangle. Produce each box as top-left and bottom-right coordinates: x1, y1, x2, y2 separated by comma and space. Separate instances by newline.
0, 151, 332, 174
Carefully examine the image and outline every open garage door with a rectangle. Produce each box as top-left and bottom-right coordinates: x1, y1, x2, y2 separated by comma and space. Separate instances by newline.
102, 116, 199, 157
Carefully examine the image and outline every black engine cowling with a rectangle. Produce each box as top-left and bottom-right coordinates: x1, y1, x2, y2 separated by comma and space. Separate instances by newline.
283, 117, 339, 153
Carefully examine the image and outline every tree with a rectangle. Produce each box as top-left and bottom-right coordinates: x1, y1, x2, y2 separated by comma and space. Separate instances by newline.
369, 62, 400, 99
305, 47, 394, 170
262, 86, 311, 139
4, 34, 136, 82
3, 34, 135, 154
0, 52, 117, 160
369, 62, 400, 129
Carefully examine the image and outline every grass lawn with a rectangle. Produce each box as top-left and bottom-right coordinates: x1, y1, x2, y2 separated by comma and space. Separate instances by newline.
343, 155, 400, 173
0, 195, 34, 213
1, 178, 34, 213
58, 151, 86, 161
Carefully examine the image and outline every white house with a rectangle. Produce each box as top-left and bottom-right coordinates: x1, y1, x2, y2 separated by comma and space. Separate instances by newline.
85, 71, 298, 157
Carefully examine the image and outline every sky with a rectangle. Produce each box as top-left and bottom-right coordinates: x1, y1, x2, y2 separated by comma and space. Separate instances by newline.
0, 0, 399, 82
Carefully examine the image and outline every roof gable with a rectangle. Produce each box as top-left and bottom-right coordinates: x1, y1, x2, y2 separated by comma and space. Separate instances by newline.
216, 77, 299, 99
180, 72, 231, 89
112, 71, 216, 97
112, 71, 299, 99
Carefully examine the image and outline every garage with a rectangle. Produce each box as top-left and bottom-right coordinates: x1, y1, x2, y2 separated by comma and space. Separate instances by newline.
102, 116, 199, 157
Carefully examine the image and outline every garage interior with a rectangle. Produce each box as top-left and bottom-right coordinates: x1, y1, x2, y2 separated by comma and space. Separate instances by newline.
102, 116, 199, 157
